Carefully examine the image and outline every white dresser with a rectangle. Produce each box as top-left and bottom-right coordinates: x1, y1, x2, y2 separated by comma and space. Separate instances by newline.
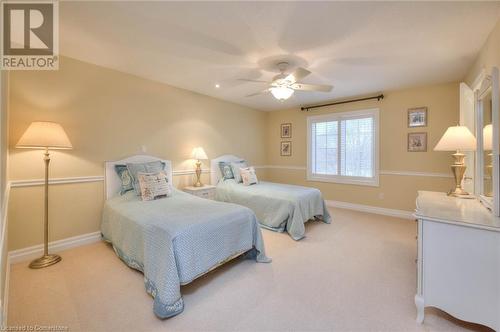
415, 191, 500, 331
183, 185, 216, 200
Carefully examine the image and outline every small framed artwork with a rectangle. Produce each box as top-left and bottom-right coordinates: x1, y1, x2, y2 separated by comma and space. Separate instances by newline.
281, 123, 292, 138
408, 132, 427, 152
408, 107, 428, 128
280, 141, 292, 156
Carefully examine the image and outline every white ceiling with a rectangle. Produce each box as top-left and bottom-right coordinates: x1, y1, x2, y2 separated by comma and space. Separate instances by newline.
59, 1, 500, 111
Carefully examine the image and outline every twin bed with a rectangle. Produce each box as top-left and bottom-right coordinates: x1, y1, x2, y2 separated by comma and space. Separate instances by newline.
101, 155, 270, 319
211, 155, 331, 240
101, 154, 330, 319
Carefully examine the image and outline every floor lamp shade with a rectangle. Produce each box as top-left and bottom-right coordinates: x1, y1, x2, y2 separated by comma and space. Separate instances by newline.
16, 122, 73, 149
16, 121, 72, 269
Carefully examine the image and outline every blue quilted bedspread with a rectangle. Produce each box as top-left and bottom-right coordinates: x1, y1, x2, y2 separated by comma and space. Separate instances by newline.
215, 180, 331, 240
101, 189, 270, 318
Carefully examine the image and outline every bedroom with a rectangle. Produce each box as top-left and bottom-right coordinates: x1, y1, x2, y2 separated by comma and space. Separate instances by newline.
0, 1, 499, 331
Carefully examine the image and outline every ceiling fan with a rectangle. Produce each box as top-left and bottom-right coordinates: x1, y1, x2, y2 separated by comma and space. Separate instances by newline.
240, 62, 333, 101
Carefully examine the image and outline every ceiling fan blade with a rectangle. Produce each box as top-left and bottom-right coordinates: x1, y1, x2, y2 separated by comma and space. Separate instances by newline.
237, 79, 271, 83
245, 89, 270, 97
284, 67, 311, 83
291, 83, 333, 92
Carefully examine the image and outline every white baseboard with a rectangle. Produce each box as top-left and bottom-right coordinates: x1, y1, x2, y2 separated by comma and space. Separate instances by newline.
326, 200, 415, 220
8, 231, 102, 264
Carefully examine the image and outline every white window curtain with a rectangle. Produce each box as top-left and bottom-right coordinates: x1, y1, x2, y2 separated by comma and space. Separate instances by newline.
307, 109, 379, 186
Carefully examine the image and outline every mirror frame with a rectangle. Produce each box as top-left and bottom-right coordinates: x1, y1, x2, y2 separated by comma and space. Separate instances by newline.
476, 67, 499, 215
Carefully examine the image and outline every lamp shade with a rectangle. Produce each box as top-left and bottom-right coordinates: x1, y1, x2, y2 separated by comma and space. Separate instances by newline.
191, 147, 208, 160
434, 125, 476, 152
483, 124, 493, 151
16, 122, 72, 149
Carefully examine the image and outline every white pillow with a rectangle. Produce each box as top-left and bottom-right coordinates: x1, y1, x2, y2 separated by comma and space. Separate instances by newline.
240, 167, 258, 186
231, 160, 248, 183
137, 171, 172, 201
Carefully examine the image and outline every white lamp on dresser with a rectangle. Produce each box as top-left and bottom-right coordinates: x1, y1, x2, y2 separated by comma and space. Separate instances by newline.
434, 125, 476, 197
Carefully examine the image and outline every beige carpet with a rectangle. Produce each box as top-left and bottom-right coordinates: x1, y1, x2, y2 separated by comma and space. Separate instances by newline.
8, 208, 491, 332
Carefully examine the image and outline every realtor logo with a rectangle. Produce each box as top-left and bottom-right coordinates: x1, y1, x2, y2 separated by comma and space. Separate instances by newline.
1, 0, 59, 70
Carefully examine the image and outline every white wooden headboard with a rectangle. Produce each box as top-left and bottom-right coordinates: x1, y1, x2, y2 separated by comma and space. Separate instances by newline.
104, 155, 173, 200
210, 154, 244, 185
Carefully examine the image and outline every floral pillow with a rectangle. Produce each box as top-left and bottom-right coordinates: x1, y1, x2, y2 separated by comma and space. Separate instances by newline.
218, 161, 235, 181
126, 161, 166, 195
137, 171, 172, 201
114, 164, 134, 195
240, 167, 258, 186
231, 160, 248, 183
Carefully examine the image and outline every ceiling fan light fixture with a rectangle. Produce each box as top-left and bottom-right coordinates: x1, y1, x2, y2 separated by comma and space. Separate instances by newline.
270, 86, 294, 101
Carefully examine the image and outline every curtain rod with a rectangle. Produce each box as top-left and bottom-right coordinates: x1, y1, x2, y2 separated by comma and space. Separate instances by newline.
300, 94, 384, 111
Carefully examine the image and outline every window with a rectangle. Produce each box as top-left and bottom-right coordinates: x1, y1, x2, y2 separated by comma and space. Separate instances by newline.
307, 109, 379, 186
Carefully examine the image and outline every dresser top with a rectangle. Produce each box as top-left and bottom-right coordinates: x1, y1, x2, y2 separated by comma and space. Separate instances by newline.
416, 191, 500, 232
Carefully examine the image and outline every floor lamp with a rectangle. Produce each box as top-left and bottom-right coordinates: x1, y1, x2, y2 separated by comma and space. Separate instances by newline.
16, 122, 73, 269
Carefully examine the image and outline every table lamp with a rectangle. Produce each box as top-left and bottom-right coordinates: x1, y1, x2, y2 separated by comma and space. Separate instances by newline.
16, 122, 73, 268
191, 147, 208, 187
434, 125, 476, 197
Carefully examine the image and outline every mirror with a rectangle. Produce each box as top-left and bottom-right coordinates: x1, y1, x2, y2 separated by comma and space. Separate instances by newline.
476, 67, 500, 215
482, 89, 492, 198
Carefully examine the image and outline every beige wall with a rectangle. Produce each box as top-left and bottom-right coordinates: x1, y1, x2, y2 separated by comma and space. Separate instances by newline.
265, 83, 458, 211
1, 73, 7, 208
465, 19, 500, 86
1, 71, 9, 322
5, 58, 464, 250
7, 56, 268, 250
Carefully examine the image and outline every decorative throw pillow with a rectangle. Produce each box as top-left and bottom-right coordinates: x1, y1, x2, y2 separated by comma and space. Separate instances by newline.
230, 160, 248, 183
126, 161, 166, 195
240, 167, 258, 186
137, 171, 172, 201
218, 161, 235, 180
114, 164, 134, 195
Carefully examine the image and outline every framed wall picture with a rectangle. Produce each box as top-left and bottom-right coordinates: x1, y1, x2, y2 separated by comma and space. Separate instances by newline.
280, 141, 292, 156
408, 107, 428, 128
408, 132, 427, 152
281, 123, 292, 138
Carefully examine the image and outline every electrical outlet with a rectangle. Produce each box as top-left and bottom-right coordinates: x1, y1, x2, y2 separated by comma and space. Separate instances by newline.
378, 193, 385, 200
141, 145, 147, 153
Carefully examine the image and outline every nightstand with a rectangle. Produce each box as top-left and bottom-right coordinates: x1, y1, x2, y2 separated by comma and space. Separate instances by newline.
183, 185, 216, 200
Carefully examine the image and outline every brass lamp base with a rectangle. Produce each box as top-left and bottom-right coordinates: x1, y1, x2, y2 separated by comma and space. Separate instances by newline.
194, 160, 203, 187
29, 254, 61, 269
447, 187, 471, 197
447, 151, 473, 199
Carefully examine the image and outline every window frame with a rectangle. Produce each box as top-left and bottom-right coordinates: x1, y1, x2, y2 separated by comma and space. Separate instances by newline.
306, 108, 380, 187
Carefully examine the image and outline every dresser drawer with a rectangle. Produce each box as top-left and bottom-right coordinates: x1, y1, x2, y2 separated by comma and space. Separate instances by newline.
196, 190, 214, 199
183, 185, 216, 200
